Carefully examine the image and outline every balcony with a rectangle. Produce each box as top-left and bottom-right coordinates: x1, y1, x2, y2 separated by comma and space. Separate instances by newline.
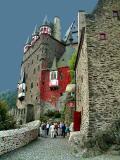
18, 92, 25, 101
18, 83, 26, 101
49, 79, 59, 88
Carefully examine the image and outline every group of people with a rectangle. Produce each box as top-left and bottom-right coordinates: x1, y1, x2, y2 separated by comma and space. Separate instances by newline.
39, 122, 73, 138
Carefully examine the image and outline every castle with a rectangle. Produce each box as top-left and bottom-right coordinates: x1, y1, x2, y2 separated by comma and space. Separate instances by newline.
16, 0, 120, 138
16, 15, 79, 123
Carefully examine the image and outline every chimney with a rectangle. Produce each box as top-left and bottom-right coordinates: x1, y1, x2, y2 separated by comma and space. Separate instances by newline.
53, 16, 61, 41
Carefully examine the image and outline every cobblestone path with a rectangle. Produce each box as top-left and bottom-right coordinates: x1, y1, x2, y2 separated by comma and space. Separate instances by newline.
0, 136, 80, 160
1, 136, 120, 160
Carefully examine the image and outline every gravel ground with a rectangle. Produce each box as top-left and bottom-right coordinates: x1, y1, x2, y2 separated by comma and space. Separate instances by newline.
0, 136, 120, 160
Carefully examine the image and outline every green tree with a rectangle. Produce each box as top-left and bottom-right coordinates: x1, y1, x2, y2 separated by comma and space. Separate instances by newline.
0, 100, 16, 130
0, 90, 17, 109
69, 51, 77, 83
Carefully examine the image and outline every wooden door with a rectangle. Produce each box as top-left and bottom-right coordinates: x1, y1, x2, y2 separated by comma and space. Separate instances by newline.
73, 111, 81, 131
26, 104, 35, 123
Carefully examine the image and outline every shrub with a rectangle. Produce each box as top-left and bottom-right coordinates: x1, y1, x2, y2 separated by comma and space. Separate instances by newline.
0, 100, 16, 130
83, 120, 120, 152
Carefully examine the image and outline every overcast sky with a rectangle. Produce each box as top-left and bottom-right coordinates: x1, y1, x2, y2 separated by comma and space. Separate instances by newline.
0, 0, 98, 92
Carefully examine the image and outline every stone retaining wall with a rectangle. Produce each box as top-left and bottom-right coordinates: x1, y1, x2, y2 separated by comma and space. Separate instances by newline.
0, 120, 40, 156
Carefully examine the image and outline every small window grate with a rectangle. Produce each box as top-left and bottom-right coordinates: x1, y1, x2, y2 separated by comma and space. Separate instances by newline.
99, 33, 107, 40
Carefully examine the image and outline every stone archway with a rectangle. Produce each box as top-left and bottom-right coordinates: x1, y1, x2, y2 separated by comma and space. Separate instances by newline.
26, 104, 35, 123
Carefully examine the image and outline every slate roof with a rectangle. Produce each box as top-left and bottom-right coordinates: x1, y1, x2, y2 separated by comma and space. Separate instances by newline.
57, 46, 76, 68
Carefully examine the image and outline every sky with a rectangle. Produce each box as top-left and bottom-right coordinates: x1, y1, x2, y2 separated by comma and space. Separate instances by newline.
0, 0, 98, 92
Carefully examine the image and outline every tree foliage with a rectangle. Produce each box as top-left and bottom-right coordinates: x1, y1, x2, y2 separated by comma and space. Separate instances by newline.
69, 51, 77, 83
0, 100, 16, 130
0, 90, 17, 109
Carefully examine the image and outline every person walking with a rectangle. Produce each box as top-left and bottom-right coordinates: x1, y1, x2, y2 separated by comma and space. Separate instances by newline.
65, 124, 70, 136
54, 122, 58, 137
41, 122, 47, 137
46, 122, 50, 136
62, 123, 66, 138
58, 122, 62, 136
50, 123, 55, 138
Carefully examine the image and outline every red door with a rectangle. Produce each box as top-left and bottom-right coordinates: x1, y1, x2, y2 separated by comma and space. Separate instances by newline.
74, 111, 81, 131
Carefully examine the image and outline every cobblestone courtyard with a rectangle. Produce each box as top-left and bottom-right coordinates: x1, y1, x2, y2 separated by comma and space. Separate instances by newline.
0, 136, 120, 160
0, 137, 80, 160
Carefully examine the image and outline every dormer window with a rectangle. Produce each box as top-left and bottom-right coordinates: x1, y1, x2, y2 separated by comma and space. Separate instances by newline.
49, 71, 59, 89
99, 33, 107, 40
44, 27, 47, 31
50, 71, 58, 80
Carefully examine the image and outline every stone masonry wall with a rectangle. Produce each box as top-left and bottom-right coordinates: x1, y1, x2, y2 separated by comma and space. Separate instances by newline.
86, 0, 120, 137
76, 30, 89, 138
0, 120, 40, 156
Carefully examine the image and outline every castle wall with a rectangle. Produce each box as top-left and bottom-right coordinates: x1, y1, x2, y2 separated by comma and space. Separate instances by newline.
0, 121, 40, 156
40, 66, 71, 109
75, 29, 89, 138
86, 0, 120, 137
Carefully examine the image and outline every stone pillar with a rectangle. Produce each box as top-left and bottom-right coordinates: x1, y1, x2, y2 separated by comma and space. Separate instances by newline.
78, 11, 86, 43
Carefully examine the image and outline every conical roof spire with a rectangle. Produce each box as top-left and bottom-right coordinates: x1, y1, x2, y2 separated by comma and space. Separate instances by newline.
51, 57, 57, 71
32, 24, 38, 36
25, 36, 31, 45
42, 15, 49, 25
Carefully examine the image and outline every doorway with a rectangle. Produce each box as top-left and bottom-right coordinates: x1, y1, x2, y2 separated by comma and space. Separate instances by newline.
26, 104, 35, 123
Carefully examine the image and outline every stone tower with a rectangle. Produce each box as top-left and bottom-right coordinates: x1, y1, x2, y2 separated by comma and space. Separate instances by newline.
17, 17, 66, 123
75, 0, 120, 139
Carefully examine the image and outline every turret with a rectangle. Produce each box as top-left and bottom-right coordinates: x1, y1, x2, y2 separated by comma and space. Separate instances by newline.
39, 16, 52, 36
24, 36, 31, 53
31, 25, 39, 45
17, 67, 26, 101
53, 16, 61, 41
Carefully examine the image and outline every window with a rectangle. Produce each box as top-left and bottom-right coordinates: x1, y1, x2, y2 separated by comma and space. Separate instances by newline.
81, 76, 83, 83
113, 11, 119, 18
40, 27, 43, 31
44, 27, 46, 31
38, 65, 40, 71
31, 82, 33, 89
60, 73, 63, 80
60, 93, 63, 96
33, 68, 36, 74
50, 71, 58, 80
99, 33, 107, 40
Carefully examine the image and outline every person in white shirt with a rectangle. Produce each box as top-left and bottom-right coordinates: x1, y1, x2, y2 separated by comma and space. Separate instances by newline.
50, 123, 55, 138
